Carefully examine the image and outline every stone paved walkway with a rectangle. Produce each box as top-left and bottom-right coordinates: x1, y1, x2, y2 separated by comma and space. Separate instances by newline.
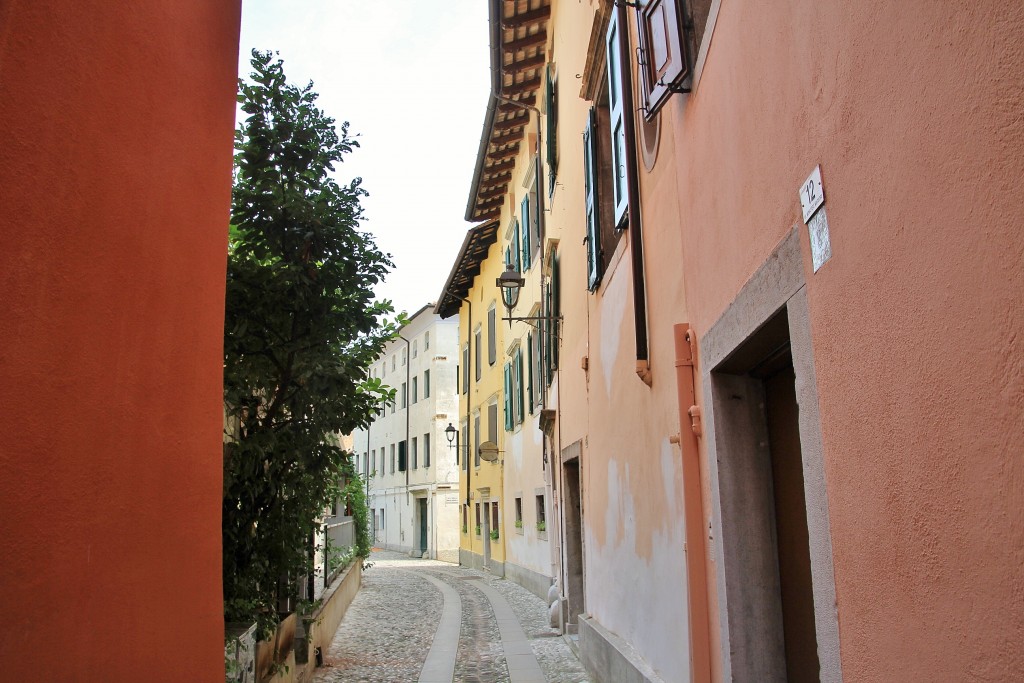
312, 550, 591, 683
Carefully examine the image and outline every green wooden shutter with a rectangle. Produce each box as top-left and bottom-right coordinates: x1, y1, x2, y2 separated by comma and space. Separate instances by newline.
583, 107, 602, 291
521, 195, 531, 271
551, 252, 560, 376
545, 64, 557, 191
513, 221, 522, 272
606, 8, 628, 228
515, 348, 525, 424
527, 332, 534, 414
504, 363, 513, 431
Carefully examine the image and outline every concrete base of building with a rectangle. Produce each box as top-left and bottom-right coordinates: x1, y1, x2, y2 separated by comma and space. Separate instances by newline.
579, 616, 665, 683
459, 548, 505, 577
504, 560, 554, 602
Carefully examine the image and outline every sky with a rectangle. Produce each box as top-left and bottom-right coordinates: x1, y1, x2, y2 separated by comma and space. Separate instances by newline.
238, 1, 492, 318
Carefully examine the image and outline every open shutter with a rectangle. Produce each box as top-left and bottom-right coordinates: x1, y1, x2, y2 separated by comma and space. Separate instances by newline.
638, 0, 690, 119
583, 107, 602, 291
551, 252, 560, 374
527, 332, 534, 415
606, 8, 628, 229
504, 363, 513, 431
512, 221, 521, 272
545, 64, 558, 191
521, 196, 531, 271
515, 348, 525, 423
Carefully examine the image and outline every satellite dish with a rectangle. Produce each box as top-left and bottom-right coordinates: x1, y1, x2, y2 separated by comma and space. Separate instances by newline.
478, 441, 500, 462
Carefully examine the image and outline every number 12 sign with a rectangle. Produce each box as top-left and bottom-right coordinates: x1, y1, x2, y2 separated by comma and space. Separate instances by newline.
800, 165, 825, 224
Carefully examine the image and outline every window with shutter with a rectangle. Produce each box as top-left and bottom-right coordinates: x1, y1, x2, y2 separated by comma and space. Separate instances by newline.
521, 195, 531, 271
462, 344, 469, 394
487, 307, 497, 365
504, 363, 513, 431
606, 8, 628, 229
583, 107, 603, 291
514, 348, 525, 425
545, 64, 558, 193
475, 328, 482, 381
526, 332, 534, 415
549, 252, 560, 378
488, 402, 498, 443
638, 0, 691, 118
474, 414, 480, 468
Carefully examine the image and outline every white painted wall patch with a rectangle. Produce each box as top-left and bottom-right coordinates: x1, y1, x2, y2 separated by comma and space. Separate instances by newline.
808, 206, 832, 272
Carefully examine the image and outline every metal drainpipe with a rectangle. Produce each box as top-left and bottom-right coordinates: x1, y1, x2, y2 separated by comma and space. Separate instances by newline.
673, 323, 711, 683
399, 334, 411, 552
616, 2, 652, 385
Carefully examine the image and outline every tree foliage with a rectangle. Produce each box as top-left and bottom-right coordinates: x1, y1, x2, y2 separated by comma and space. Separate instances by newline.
223, 50, 396, 631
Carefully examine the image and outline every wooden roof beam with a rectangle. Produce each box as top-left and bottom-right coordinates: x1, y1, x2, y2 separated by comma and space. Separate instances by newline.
494, 114, 529, 131
487, 146, 520, 161
502, 76, 542, 97
491, 129, 524, 146
483, 159, 516, 175
502, 6, 551, 30
503, 30, 547, 53
506, 52, 547, 72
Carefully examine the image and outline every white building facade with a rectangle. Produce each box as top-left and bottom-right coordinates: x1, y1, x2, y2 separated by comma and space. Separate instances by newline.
350, 305, 461, 562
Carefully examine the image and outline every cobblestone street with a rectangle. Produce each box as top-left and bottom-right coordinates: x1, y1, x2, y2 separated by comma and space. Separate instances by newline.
313, 550, 591, 683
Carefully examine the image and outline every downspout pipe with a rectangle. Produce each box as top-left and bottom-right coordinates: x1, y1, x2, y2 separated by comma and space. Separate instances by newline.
673, 324, 712, 683
400, 334, 411, 496
615, 2, 652, 385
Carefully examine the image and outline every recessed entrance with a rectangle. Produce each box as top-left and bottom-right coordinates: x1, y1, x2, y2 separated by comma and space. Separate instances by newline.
562, 452, 585, 633
712, 308, 820, 682
418, 498, 429, 557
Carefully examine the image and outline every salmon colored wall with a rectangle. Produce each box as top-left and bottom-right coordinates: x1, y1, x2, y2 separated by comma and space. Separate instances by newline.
0, 1, 241, 680
670, 1, 1023, 679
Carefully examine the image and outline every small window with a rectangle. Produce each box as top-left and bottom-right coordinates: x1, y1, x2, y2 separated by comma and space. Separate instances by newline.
475, 328, 482, 382
390, 444, 395, 474
461, 422, 468, 470
462, 344, 470, 394
463, 505, 468, 534
398, 440, 407, 472
487, 307, 497, 365
411, 437, 418, 469
545, 64, 558, 194
423, 433, 430, 468
515, 496, 523, 530
401, 349, 407, 366
536, 494, 546, 530
380, 508, 384, 529
475, 503, 481, 535
425, 332, 430, 350
412, 377, 418, 404
413, 340, 418, 358
424, 370, 430, 398
400, 382, 407, 409
491, 501, 499, 536
513, 348, 524, 425
392, 355, 397, 371
488, 402, 498, 444
474, 413, 481, 468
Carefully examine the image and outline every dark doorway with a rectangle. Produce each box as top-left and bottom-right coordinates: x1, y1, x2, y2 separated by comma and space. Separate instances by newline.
712, 308, 820, 682
562, 450, 585, 633
418, 498, 428, 557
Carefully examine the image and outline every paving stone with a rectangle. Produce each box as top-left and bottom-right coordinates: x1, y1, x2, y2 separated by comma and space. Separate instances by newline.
313, 550, 592, 683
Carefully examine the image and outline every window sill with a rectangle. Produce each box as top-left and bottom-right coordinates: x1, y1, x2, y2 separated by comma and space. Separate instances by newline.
515, 526, 524, 535
537, 530, 548, 541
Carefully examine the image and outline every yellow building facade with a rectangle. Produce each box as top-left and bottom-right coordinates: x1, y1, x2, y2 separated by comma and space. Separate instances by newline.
435, 222, 508, 573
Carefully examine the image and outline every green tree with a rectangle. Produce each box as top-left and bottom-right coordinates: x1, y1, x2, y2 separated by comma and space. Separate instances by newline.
223, 50, 396, 632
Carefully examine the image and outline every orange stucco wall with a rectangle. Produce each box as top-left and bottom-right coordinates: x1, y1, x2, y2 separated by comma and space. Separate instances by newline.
0, 2, 241, 679
667, 2, 1024, 679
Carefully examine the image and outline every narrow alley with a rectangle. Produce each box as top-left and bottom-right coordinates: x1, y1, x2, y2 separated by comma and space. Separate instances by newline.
314, 551, 591, 683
